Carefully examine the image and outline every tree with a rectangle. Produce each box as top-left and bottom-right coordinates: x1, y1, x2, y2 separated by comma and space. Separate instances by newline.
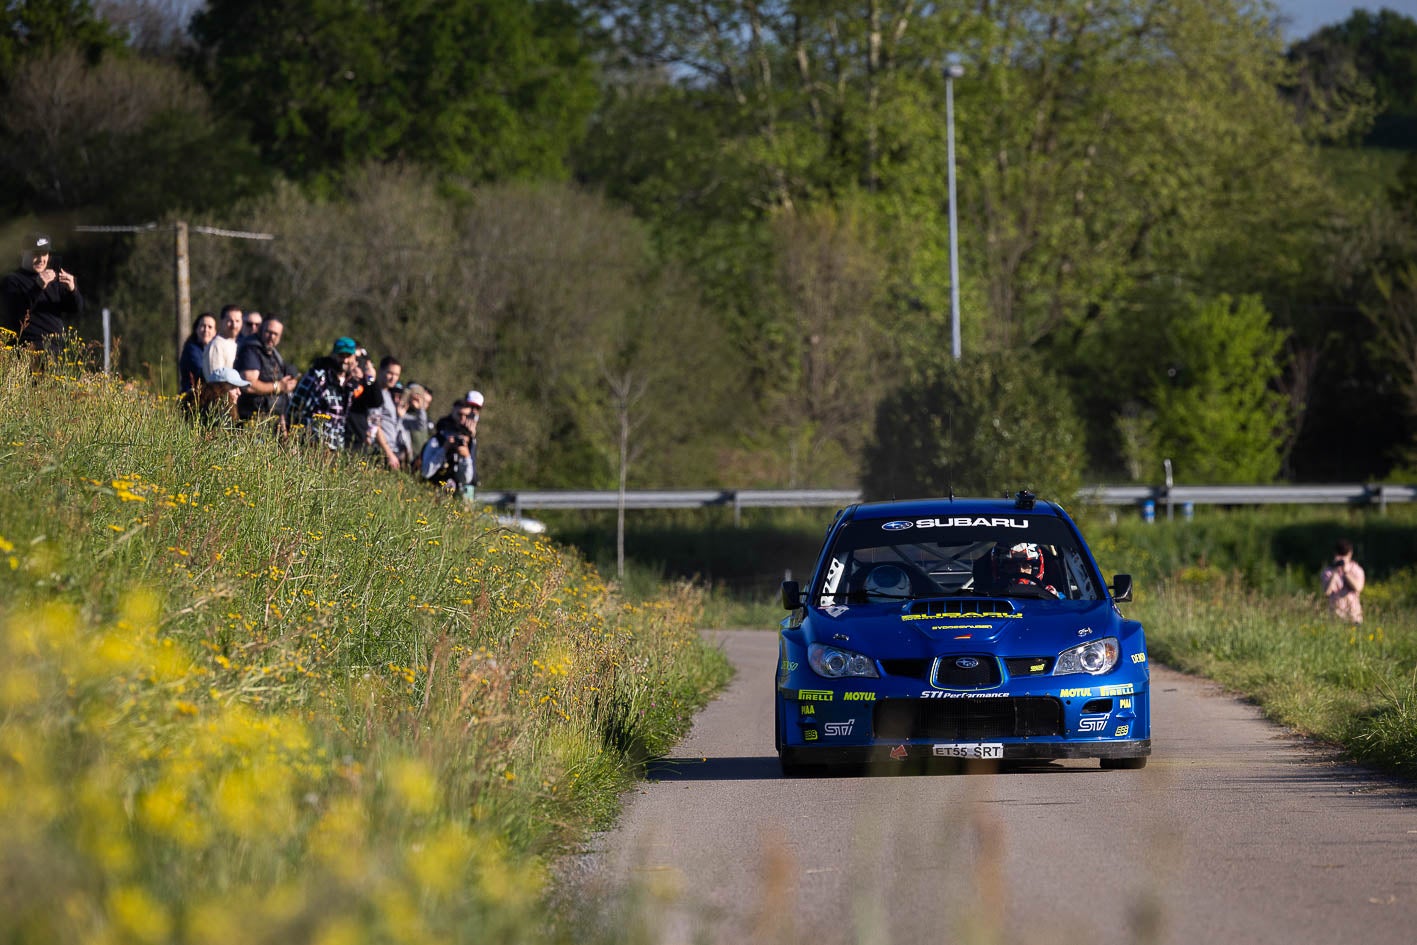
0, 0, 121, 81
580, 0, 1346, 485
1288, 8, 1417, 148
861, 352, 1085, 502
1364, 263, 1417, 465
190, 0, 597, 188
0, 47, 265, 218
1144, 294, 1290, 484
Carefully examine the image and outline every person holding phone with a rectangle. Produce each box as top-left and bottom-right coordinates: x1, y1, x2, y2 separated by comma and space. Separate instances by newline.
1, 234, 84, 355
1321, 538, 1365, 625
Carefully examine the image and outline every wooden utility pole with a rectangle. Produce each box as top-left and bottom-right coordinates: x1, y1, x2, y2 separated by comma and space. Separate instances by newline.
173, 220, 190, 363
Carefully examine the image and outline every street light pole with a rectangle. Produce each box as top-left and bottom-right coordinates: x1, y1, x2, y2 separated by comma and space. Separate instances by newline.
945, 61, 964, 361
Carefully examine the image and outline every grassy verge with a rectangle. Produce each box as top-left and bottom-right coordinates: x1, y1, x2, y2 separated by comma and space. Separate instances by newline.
1129, 575, 1417, 777
1088, 509, 1417, 777
0, 346, 731, 943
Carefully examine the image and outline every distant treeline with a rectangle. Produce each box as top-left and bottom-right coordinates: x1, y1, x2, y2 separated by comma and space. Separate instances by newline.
3, 0, 1417, 490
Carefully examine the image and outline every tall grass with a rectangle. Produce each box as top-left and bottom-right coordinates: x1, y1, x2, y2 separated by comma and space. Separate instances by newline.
0, 344, 731, 943
1126, 566, 1417, 777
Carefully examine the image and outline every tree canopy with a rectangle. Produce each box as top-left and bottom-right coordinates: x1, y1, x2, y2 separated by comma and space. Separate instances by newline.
5, 0, 1417, 489
190, 0, 597, 187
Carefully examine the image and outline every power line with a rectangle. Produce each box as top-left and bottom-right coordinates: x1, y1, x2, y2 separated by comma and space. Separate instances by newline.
75, 221, 277, 363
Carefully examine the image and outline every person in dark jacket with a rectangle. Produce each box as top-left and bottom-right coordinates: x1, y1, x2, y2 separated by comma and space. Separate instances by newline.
178, 312, 217, 418
234, 316, 297, 424
1, 234, 84, 354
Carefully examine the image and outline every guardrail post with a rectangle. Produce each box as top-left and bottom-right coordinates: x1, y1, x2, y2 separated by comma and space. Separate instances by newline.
513, 493, 522, 520
733, 491, 742, 528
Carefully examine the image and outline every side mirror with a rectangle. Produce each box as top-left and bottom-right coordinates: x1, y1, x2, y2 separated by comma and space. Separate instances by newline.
1110, 574, 1133, 603
781, 580, 803, 610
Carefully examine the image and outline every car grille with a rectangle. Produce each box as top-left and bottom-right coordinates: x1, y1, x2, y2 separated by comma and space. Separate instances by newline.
879, 658, 933, 680
932, 655, 1001, 688
873, 697, 1064, 739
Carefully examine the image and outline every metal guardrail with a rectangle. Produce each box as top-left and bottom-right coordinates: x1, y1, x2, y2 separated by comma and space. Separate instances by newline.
477, 484, 1417, 517
476, 489, 861, 524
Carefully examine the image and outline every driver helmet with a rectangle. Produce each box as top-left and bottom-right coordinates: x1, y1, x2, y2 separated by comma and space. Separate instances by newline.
864, 564, 911, 601
993, 542, 1045, 583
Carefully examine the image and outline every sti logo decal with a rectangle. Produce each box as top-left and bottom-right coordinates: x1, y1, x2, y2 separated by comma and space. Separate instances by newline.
1078, 715, 1109, 732
823, 721, 855, 737
882, 520, 914, 531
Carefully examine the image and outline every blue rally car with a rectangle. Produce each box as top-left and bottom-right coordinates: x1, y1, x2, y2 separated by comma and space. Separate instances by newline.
776, 492, 1149, 774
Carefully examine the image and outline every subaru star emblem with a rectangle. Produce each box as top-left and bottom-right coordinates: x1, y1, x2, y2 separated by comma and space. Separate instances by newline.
882, 520, 914, 531
956, 657, 980, 669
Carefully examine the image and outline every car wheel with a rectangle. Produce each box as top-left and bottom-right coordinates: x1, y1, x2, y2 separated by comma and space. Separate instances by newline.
1100, 756, 1148, 770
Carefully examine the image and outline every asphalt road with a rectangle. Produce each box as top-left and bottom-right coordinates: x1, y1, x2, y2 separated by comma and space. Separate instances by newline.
565, 630, 1417, 945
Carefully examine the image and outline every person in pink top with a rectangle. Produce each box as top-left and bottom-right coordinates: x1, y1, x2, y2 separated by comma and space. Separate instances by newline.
1321, 538, 1365, 624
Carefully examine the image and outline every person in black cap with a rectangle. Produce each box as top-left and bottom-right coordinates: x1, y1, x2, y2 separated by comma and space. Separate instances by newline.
0, 234, 84, 354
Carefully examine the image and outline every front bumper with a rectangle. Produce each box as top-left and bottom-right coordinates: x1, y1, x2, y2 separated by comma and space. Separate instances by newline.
781, 738, 1151, 767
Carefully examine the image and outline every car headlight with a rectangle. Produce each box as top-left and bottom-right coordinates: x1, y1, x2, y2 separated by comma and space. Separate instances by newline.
808, 643, 880, 679
1054, 637, 1120, 676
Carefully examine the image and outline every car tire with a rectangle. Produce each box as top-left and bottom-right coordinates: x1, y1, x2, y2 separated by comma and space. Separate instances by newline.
1100, 756, 1148, 770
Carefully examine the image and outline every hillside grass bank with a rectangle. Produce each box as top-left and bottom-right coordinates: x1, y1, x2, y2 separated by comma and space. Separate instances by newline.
0, 348, 731, 944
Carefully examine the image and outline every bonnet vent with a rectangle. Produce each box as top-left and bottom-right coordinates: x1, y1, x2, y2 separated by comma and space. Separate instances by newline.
905, 599, 1019, 619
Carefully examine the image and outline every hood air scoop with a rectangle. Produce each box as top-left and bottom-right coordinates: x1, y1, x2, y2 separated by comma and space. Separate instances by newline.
904, 599, 1020, 619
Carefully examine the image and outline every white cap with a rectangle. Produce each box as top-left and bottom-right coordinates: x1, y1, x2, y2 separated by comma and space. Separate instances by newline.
463, 390, 484, 407
209, 367, 250, 387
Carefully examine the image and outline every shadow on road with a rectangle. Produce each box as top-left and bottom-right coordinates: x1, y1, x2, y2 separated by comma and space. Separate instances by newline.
645, 755, 782, 781
644, 755, 1103, 782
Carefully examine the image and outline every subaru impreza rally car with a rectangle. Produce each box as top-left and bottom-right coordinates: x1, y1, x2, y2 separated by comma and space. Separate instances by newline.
776, 492, 1149, 774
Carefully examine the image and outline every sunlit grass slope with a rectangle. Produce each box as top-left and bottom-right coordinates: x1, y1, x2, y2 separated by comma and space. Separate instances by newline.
0, 347, 730, 943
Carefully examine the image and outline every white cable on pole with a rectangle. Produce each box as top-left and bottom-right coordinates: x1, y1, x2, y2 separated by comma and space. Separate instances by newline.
190, 225, 275, 240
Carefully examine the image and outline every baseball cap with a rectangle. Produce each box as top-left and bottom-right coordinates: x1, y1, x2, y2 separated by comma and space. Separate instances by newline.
25, 234, 53, 254
332, 336, 358, 356
463, 390, 485, 408
209, 367, 250, 387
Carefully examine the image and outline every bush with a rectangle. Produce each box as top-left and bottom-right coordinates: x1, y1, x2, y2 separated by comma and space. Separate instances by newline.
860, 351, 1085, 502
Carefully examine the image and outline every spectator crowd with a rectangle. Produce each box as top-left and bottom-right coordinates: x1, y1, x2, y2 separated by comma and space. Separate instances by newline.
177, 304, 484, 500
2, 233, 483, 501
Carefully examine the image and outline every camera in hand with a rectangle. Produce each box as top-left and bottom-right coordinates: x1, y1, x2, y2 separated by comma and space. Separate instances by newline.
445, 432, 469, 449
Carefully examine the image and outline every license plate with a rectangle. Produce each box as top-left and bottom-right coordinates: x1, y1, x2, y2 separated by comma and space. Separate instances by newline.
932, 743, 1004, 759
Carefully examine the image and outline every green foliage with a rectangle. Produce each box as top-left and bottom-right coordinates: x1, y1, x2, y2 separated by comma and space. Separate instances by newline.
0, 346, 731, 942
1288, 7, 1417, 148
0, 0, 121, 80
1363, 263, 1417, 465
1145, 294, 1290, 484
108, 172, 741, 489
191, 0, 597, 187
860, 351, 1085, 502
0, 47, 266, 218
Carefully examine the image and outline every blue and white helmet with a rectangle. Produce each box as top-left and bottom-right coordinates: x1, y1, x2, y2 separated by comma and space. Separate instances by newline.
864, 564, 911, 600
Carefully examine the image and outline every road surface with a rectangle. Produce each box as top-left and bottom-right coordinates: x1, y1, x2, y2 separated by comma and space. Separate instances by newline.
564, 630, 1417, 945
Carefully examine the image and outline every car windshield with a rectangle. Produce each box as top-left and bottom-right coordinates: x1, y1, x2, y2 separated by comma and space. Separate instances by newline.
815, 514, 1103, 604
